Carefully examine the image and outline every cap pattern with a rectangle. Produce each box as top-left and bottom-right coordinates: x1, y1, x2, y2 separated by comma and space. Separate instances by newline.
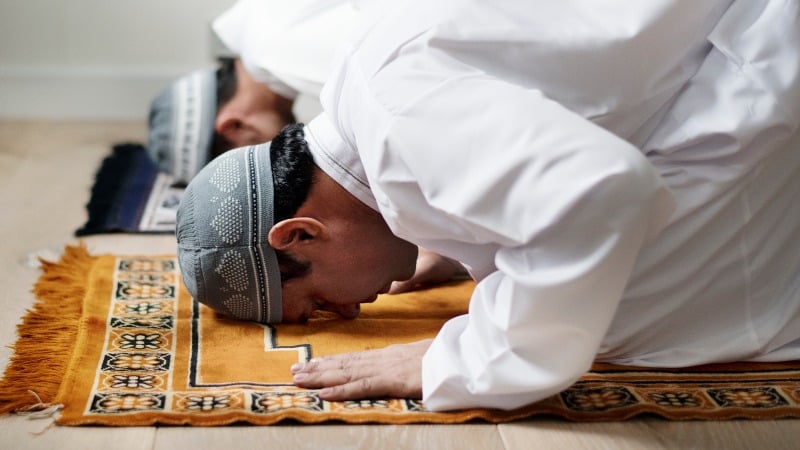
209, 156, 242, 193
176, 143, 282, 324
216, 250, 249, 292
210, 196, 244, 244
224, 294, 255, 319
147, 69, 217, 185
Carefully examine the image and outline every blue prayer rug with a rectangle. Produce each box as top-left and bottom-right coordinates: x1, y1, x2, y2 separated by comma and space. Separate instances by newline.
76, 144, 183, 236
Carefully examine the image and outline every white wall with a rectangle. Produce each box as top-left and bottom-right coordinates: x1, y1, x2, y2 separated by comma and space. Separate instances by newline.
0, 0, 235, 120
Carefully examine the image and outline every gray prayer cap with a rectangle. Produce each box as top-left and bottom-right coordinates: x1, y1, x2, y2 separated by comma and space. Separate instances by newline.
176, 142, 283, 323
147, 69, 217, 185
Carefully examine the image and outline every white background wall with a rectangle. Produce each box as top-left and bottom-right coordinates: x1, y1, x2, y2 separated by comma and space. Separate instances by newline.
0, 0, 236, 120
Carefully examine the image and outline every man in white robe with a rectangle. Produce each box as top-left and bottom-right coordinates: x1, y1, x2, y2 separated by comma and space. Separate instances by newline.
177, 0, 800, 411
146, 0, 365, 184
210, 0, 368, 147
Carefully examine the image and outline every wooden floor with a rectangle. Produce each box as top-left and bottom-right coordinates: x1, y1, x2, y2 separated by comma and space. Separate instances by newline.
1, 120, 798, 449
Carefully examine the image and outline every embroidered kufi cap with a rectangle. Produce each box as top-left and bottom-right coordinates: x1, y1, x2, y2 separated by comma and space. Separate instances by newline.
147, 69, 217, 185
176, 143, 282, 323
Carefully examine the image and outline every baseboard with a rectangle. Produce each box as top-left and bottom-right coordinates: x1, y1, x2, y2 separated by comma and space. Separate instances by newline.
0, 66, 199, 120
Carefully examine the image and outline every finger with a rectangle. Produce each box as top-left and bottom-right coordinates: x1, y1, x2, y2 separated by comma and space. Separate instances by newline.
317, 377, 383, 401
388, 264, 440, 294
290, 350, 373, 374
388, 253, 433, 294
388, 255, 462, 294
290, 357, 319, 374
291, 355, 385, 389
388, 279, 417, 294
290, 349, 395, 388
292, 365, 358, 389
317, 374, 421, 401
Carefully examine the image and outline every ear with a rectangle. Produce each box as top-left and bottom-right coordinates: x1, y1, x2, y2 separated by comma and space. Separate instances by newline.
268, 218, 328, 251
215, 112, 260, 146
215, 114, 242, 142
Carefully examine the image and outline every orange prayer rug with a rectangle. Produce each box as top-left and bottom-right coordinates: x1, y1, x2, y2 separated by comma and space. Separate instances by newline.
1, 245, 799, 425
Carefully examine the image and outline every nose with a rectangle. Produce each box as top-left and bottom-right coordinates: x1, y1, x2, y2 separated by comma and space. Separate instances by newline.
320, 302, 361, 320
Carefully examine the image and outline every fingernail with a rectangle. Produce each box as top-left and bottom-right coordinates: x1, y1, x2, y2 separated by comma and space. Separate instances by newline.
293, 373, 307, 383
319, 388, 332, 397
290, 363, 303, 373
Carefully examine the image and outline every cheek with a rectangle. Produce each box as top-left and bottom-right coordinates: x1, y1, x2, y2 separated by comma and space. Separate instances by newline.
386, 241, 418, 279
353, 251, 401, 287
316, 259, 378, 299
279, 282, 311, 323
334, 259, 376, 291
280, 298, 302, 323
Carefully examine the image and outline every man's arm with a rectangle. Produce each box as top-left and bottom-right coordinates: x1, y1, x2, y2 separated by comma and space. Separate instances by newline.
293, 77, 674, 409
373, 75, 675, 410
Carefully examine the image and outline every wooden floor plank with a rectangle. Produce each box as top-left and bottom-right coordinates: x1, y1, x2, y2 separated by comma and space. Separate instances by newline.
498, 419, 800, 450
154, 424, 506, 450
0, 416, 155, 450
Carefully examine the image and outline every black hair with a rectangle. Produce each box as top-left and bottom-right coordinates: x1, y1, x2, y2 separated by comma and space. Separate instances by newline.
210, 57, 237, 159
269, 123, 316, 281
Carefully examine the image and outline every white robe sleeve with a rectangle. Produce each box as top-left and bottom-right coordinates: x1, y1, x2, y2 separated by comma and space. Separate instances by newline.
358, 75, 676, 411
212, 0, 364, 98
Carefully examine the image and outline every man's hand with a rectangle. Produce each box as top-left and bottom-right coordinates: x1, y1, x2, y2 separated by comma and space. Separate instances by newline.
290, 339, 433, 401
389, 248, 465, 294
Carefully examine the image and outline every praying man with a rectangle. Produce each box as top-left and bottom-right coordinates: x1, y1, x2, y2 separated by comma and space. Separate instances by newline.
175, 0, 800, 411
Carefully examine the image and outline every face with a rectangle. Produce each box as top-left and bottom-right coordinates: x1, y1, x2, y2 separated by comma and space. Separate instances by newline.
223, 105, 292, 148
279, 225, 418, 324
214, 59, 295, 148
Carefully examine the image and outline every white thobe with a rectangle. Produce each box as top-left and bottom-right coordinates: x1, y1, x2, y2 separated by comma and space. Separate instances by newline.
212, 0, 368, 100
305, 0, 800, 411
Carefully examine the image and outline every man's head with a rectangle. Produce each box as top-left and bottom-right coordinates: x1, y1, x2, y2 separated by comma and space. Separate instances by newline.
176, 124, 418, 324
147, 58, 296, 184
214, 58, 296, 151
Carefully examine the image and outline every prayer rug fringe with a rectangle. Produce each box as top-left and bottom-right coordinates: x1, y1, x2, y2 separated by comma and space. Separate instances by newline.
0, 245, 93, 415
3, 246, 800, 424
